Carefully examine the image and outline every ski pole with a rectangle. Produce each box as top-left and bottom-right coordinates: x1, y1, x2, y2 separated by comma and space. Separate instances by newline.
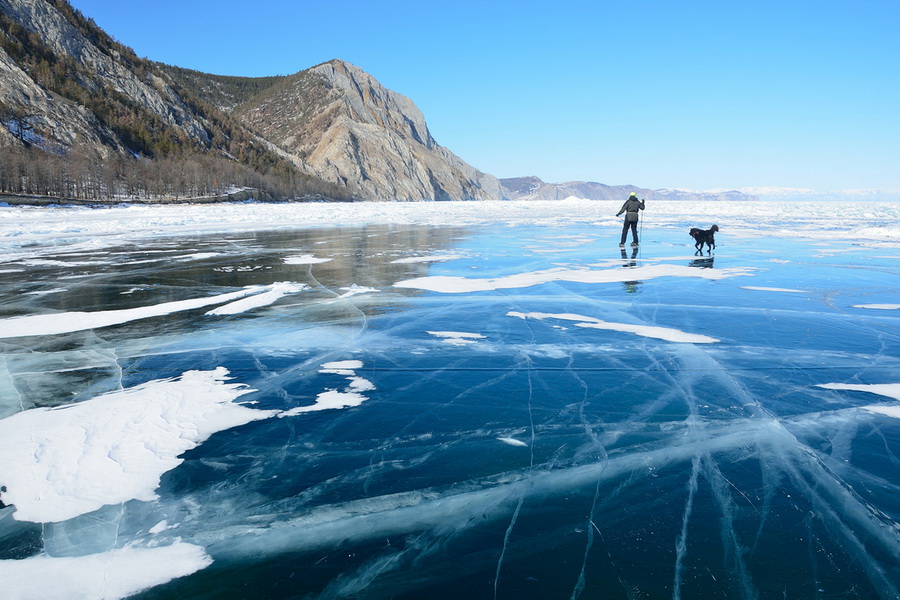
639, 200, 644, 252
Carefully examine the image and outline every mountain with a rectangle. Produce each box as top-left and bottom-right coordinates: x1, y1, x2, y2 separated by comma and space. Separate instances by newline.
500, 176, 758, 202
167, 60, 501, 202
0, 0, 498, 201
232, 60, 501, 202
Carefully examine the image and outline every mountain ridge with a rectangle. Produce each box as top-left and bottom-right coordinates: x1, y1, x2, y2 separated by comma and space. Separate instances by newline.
500, 176, 757, 202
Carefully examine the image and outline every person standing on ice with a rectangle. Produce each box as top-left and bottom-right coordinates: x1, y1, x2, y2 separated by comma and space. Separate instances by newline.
616, 192, 645, 247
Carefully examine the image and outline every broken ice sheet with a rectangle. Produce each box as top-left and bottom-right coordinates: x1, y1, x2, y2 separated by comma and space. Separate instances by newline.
1, 210, 900, 599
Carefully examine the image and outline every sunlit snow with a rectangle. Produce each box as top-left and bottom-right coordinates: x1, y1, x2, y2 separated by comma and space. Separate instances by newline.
0, 543, 211, 600
0, 368, 270, 523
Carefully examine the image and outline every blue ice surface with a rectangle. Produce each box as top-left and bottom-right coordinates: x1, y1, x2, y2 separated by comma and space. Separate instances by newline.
2, 222, 900, 599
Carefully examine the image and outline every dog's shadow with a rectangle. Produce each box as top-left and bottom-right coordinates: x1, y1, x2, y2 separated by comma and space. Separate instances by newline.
689, 256, 715, 268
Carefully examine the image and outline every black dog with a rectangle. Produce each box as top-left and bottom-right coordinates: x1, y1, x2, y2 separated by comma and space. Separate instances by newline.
689, 224, 719, 254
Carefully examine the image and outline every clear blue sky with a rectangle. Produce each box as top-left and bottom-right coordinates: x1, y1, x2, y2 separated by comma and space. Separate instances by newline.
68, 0, 899, 193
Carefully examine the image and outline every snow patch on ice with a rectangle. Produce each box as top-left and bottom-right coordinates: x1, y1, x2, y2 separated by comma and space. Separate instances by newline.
0, 286, 271, 338
742, 286, 806, 293
508, 311, 719, 344
391, 254, 463, 264
180, 252, 220, 261
284, 254, 332, 265
320, 360, 365, 375
817, 383, 900, 402
818, 382, 900, 419
149, 520, 171, 534
336, 284, 378, 298
396, 264, 754, 294
0, 543, 211, 600
206, 282, 306, 315
427, 331, 487, 345
861, 406, 900, 418
0, 367, 271, 523
281, 361, 375, 416
853, 304, 900, 310
25, 288, 66, 296
497, 437, 528, 447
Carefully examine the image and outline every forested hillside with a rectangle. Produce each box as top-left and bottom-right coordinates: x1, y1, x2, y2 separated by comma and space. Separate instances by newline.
0, 0, 355, 201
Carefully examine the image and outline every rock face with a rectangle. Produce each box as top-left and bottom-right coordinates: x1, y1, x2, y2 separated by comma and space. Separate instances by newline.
500, 176, 757, 202
0, 0, 209, 150
0, 43, 117, 153
0, 0, 501, 201
236, 60, 501, 201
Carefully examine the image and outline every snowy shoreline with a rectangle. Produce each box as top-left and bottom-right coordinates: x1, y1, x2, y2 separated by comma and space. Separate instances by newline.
2, 199, 900, 247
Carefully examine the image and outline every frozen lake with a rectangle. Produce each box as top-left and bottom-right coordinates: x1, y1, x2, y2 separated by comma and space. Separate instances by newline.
1, 200, 900, 599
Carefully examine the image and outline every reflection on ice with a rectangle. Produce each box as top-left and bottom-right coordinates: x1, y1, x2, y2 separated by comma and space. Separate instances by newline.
1, 206, 900, 599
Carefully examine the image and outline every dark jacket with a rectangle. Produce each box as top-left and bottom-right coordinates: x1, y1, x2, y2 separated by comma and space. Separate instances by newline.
617, 197, 645, 222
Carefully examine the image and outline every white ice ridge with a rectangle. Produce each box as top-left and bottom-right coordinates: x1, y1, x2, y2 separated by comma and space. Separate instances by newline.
205, 282, 307, 315
284, 254, 332, 265
0, 368, 274, 523
0, 543, 211, 600
394, 263, 754, 294
508, 311, 719, 344
280, 360, 375, 417
427, 331, 487, 345
817, 382, 900, 418
0, 284, 291, 339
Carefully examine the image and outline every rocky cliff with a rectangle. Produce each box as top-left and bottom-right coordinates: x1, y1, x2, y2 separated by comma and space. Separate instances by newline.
0, 0, 209, 153
233, 60, 501, 202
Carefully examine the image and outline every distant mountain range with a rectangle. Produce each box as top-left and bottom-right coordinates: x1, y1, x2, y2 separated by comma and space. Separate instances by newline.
0, 0, 756, 203
499, 176, 756, 202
